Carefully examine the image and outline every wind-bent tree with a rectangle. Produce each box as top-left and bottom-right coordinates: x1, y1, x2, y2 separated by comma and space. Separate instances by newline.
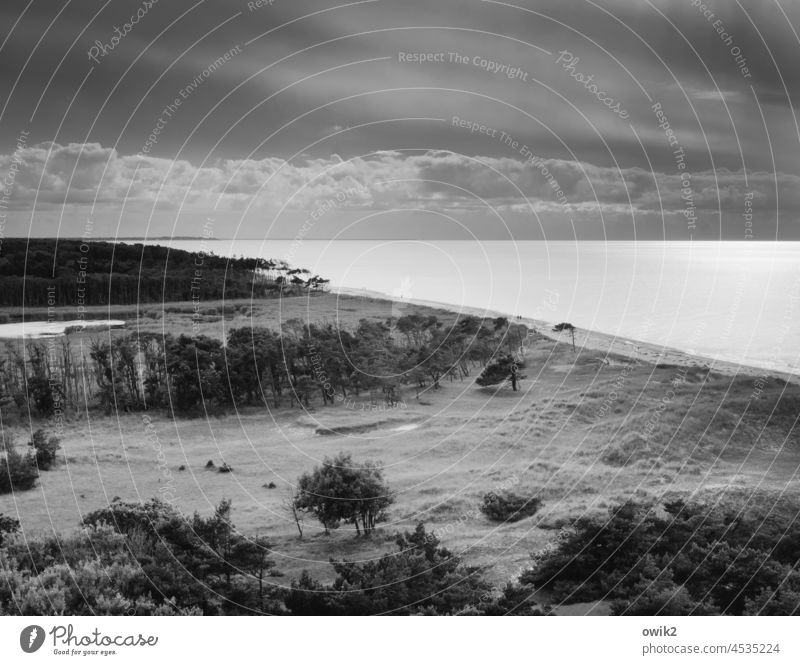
476, 354, 524, 391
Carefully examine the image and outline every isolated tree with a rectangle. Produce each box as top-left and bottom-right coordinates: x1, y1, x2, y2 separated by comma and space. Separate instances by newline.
552, 322, 576, 351
294, 452, 393, 535
283, 486, 304, 538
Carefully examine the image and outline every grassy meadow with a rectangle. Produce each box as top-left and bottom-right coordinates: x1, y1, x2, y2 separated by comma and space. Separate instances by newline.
2, 293, 799, 610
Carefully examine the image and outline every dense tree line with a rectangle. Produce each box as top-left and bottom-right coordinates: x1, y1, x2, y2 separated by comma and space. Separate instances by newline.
1, 314, 528, 417
0, 239, 328, 308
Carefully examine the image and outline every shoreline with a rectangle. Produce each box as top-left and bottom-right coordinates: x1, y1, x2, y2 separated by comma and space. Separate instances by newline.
2, 286, 796, 383
334, 286, 799, 383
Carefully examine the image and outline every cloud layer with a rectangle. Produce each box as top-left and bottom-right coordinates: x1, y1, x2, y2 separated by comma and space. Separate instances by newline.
3, 140, 795, 211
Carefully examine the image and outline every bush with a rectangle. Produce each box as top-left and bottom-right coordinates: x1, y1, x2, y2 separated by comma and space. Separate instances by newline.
0, 447, 39, 494
480, 490, 542, 522
29, 429, 61, 470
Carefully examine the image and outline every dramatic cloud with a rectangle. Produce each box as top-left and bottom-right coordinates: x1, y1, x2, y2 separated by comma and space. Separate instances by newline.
1, 0, 797, 238
2, 141, 796, 239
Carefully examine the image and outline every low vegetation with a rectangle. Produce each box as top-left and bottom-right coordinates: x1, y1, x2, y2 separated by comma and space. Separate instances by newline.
480, 490, 542, 523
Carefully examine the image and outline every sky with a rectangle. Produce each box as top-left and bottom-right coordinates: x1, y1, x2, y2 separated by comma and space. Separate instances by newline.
0, 0, 798, 240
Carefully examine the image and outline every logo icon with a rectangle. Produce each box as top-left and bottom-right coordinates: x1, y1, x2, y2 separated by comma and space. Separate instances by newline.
20, 625, 45, 653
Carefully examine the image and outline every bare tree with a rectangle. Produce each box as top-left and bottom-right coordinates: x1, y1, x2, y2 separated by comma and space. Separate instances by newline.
283, 486, 304, 538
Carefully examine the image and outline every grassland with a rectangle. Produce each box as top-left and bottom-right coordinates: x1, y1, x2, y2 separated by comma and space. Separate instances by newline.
2, 293, 799, 610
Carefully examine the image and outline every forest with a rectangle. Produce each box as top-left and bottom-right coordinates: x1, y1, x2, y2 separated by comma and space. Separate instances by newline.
0, 312, 529, 418
0, 239, 329, 308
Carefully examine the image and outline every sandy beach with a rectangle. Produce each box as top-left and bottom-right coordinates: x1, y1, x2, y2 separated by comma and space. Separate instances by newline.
335, 287, 799, 384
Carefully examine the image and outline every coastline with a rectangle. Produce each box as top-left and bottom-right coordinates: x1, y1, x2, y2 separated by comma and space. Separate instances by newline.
334, 286, 799, 383
2, 285, 795, 383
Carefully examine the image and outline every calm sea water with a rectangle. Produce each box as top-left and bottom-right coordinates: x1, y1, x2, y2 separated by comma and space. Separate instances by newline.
157, 240, 799, 374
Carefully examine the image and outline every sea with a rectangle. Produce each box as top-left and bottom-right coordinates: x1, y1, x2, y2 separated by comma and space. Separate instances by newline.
155, 239, 800, 375
3, 239, 798, 375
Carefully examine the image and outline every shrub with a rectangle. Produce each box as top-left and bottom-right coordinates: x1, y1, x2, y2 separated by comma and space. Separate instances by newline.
480, 490, 542, 522
0, 447, 39, 494
29, 429, 61, 470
